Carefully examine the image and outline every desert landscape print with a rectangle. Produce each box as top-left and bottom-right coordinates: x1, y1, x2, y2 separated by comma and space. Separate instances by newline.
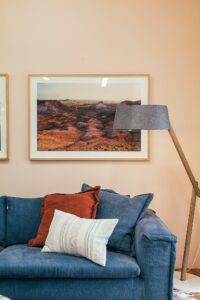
37, 99, 141, 152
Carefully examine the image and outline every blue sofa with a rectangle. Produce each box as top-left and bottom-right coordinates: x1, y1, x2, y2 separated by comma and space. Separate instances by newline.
0, 196, 176, 300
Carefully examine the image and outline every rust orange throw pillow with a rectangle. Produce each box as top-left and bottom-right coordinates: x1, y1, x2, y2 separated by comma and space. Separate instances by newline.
28, 186, 100, 247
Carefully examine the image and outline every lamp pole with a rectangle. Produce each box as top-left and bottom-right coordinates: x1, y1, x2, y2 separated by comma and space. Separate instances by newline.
113, 103, 200, 281
168, 127, 200, 281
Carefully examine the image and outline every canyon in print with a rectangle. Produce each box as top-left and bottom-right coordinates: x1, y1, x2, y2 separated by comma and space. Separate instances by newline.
37, 100, 141, 151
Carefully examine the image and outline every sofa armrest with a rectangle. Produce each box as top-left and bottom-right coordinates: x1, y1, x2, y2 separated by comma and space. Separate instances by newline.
135, 209, 177, 300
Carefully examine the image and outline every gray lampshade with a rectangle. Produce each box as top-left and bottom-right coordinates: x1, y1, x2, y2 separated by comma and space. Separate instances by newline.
113, 103, 171, 130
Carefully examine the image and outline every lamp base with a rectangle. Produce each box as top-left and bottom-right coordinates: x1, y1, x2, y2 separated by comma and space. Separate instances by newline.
174, 271, 200, 299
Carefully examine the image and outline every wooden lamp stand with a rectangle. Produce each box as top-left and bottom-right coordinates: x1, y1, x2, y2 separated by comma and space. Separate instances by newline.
168, 127, 200, 281
113, 103, 200, 282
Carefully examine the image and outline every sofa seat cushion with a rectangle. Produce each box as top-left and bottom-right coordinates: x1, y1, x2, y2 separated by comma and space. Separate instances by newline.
0, 278, 144, 300
0, 245, 140, 279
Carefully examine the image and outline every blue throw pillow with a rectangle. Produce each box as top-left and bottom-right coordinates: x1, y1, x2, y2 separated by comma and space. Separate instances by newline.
6, 196, 43, 246
82, 183, 153, 256
0, 196, 6, 245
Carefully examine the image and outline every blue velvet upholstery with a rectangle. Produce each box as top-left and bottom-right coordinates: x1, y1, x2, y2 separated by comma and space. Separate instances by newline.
135, 210, 177, 300
0, 196, 6, 245
0, 246, 4, 252
0, 277, 144, 300
82, 184, 153, 256
0, 245, 140, 279
6, 197, 43, 245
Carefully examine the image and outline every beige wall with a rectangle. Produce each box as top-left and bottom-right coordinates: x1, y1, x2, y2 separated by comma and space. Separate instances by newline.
0, 0, 200, 268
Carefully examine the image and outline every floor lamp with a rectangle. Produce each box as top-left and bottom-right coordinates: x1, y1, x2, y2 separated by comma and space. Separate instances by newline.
113, 102, 200, 281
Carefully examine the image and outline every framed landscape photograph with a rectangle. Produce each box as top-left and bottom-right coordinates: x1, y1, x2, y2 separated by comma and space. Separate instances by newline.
29, 74, 149, 160
0, 74, 8, 160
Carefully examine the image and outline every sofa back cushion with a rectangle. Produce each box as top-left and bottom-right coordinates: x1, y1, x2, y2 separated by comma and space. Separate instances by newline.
6, 197, 43, 246
0, 196, 6, 245
82, 183, 153, 256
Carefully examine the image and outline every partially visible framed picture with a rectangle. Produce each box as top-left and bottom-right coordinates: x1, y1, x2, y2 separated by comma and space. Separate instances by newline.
0, 74, 8, 160
29, 74, 149, 160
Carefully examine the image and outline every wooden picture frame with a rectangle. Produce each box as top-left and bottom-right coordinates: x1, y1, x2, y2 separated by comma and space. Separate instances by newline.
29, 74, 149, 160
0, 74, 9, 160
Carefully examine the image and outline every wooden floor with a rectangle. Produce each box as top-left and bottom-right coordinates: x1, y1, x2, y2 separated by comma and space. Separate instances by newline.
190, 269, 200, 277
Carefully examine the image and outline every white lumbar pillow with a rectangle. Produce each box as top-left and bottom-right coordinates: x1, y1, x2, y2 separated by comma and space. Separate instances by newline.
42, 210, 118, 266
